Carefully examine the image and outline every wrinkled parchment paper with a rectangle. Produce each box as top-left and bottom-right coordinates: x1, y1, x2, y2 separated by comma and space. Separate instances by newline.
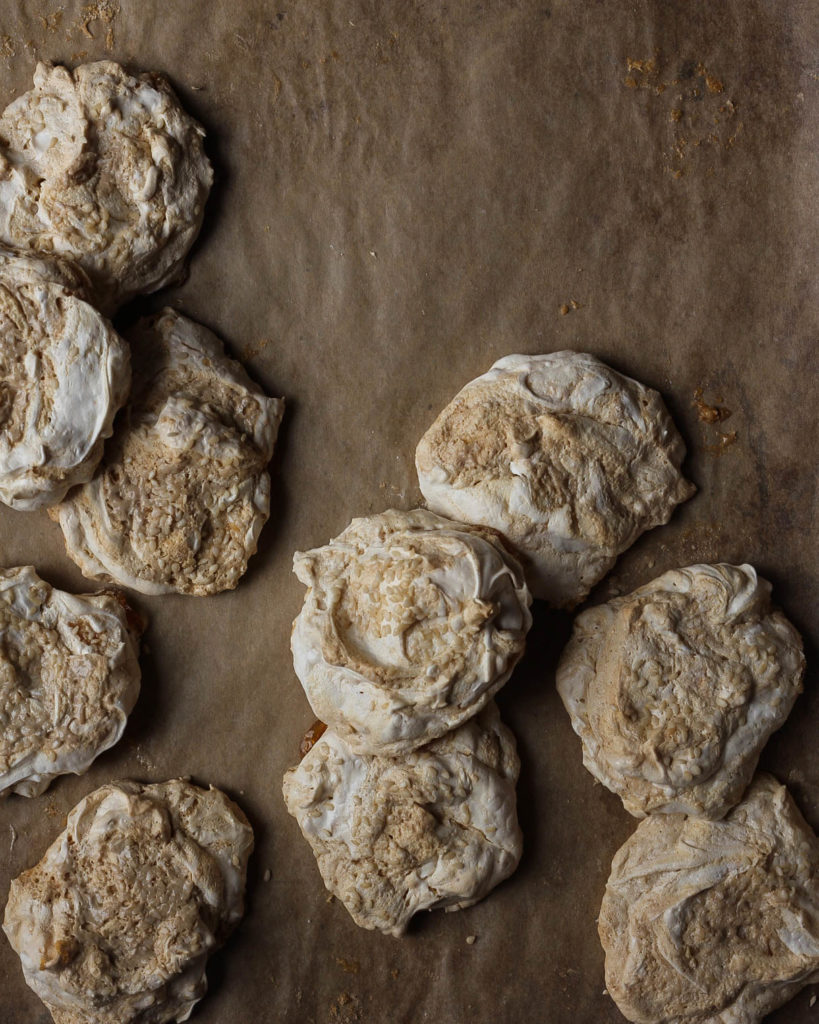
0, 1, 816, 1022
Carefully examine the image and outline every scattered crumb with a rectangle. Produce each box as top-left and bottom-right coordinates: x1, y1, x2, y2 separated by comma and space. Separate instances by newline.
810, 993, 817, 1007
8, 824, 16, 855
465, 934, 477, 945
335, 957, 360, 974
0, 35, 16, 59
390, 968, 400, 980
559, 304, 570, 316
329, 991, 361, 1023
570, 298, 580, 309
263, 868, 272, 882
693, 387, 732, 424
241, 337, 273, 362
705, 430, 738, 454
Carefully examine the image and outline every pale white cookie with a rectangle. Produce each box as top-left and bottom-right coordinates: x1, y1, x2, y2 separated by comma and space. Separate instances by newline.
52, 308, 284, 596
3, 779, 253, 1024
599, 774, 819, 1024
556, 564, 804, 819
0, 61, 212, 311
291, 508, 532, 755
0, 246, 130, 510
416, 352, 695, 606
282, 703, 522, 937
0, 565, 141, 797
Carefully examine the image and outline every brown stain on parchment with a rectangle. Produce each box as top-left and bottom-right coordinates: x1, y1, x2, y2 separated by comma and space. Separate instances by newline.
624, 53, 742, 177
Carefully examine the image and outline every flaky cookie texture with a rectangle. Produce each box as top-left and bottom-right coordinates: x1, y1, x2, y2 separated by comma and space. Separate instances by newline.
283, 702, 522, 937
415, 352, 695, 607
0, 245, 130, 510
600, 775, 819, 1024
0, 61, 212, 312
52, 308, 284, 596
556, 564, 804, 819
0, 565, 141, 798
291, 508, 532, 755
3, 779, 253, 1024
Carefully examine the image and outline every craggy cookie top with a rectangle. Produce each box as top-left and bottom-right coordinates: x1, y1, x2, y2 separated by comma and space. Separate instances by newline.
3, 779, 253, 1024
416, 352, 694, 606
556, 564, 805, 819
53, 308, 284, 596
291, 508, 532, 755
0, 565, 141, 798
282, 702, 522, 937
599, 775, 819, 1024
0, 246, 130, 510
0, 61, 212, 311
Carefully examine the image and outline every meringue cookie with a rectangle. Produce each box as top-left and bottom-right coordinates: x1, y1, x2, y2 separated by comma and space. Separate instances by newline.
282, 702, 522, 937
0, 245, 130, 510
599, 774, 819, 1024
0, 60, 212, 311
52, 308, 284, 596
556, 564, 805, 819
3, 779, 253, 1024
291, 508, 532, 755
415, 352, 695, 606
0, 565, 141, 797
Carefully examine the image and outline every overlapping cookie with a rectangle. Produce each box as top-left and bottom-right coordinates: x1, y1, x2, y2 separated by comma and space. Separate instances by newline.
0, 246, 130, 510
0, 61, 212, 311
416, 352, 694, 606
53, 309, 284, 595
556, 563, 805, 818
291, 508, 531, 755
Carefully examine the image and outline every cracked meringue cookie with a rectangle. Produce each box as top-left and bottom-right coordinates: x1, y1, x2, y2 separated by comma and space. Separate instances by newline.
599, 774, 819, 1024
0, 246, 130, 510
0, 565, 141, 798
556, 564, 805, 819
52, 308, 284, 596
3, 779, 253, 1024
282, 702, 522, 937
0, 60, 212, 312
291, 508, 532, 755
415, 352, 695, 607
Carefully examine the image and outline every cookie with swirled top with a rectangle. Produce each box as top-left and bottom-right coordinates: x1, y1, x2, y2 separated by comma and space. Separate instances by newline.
52, 308, 284, 596
0, 61, 212, 311
282, 702, 522, 937
0, 565, 141, 797
3, 779, 253, 1024
291, 508, 532, 755
0, 246, 130, 510
416, 352, 695, 606
556, 563, 804, 819
599, 774, 819, 1024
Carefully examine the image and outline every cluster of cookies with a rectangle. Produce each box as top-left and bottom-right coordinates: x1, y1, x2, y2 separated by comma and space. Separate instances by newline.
281, 353, 688, 931
284, 351, 818, 1022
0, 61, 282, 1023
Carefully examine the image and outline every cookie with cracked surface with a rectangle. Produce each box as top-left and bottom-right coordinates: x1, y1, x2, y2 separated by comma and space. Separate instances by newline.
3, 779, 253, 1024
282, 702, 522, 937
556, 564, 804, 819
415, 352, 695, 606
0, 246, 130, 510
0, 565, 141, 797
52, 308, 284, 595
0, 60, 212, 312
291, 508, 532, 755
599, 774, 819, 1024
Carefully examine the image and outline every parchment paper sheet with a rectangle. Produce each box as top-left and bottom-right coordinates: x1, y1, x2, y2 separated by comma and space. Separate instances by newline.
0, 1, 816, 1021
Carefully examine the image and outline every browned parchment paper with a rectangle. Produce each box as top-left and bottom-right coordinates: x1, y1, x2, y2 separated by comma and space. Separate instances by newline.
0, 1, 817, 1022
